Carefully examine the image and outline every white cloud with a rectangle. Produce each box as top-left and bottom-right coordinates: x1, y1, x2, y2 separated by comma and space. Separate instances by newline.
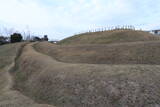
0, 0, 51, 27
0, 0, 159, 39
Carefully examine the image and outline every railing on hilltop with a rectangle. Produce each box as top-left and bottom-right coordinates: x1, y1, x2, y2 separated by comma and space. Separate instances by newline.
75, 25, 138, 35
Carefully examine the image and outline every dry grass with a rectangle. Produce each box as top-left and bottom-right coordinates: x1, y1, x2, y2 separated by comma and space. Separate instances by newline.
3, 30, 160, 107
35, 41, 160, 64
0, 43, 23, 68
0, 43, 24, 92
0, 43, 55, 107
58, 30, 160, 45
13, 42, 160, 107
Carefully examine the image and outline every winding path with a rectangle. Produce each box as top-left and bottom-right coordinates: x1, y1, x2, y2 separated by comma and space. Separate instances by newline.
0, 43, 55, 107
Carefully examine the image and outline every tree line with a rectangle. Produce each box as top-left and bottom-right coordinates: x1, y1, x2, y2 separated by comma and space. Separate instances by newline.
0, 32, 49, 45
0, 26, 49, 45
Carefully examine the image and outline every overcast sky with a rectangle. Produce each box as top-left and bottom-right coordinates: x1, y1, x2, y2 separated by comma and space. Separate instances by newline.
0, 0, 160, 40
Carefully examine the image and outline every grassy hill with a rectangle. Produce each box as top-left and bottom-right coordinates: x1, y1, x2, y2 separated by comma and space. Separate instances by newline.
1, 29, 160, 107
11, 42, 160, 107
58, 30, 160, 45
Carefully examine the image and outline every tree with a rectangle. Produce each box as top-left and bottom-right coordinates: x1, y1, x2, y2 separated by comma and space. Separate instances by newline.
0, 36, 7, 45
10, 33, 23, 43
43, 35, 48, 41
33, 36, 41, 41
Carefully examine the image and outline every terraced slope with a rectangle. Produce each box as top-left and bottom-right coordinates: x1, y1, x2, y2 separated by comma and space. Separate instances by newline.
58, 30, 160, 45
12, 42, 160, 107
35, 41, 160, 64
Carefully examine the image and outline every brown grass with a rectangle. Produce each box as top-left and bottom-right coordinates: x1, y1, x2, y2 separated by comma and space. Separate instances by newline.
0, 43, 55, 107
13, 42, 160, 107
0, 43, 23, 68
35, 41, 160, 64
2, 30, 160, 107
58, 30, 160, 45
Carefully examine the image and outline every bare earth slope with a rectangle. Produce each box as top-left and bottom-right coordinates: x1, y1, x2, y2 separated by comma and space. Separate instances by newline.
12, 42, 160, 107
0, 43, 54, 107
58, 30, 160, 45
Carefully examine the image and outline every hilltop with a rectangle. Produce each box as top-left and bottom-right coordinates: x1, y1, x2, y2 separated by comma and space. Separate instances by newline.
58, 30, 160, 45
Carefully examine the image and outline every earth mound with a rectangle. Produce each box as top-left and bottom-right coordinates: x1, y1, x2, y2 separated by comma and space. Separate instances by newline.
58, 30, 160, 45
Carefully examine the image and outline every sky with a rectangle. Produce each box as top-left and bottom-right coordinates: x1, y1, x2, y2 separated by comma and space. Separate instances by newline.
0, 0, 160, 40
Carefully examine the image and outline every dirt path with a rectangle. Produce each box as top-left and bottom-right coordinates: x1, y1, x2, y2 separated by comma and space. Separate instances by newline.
1, 63, 14, 92
0, 43, 55, 107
